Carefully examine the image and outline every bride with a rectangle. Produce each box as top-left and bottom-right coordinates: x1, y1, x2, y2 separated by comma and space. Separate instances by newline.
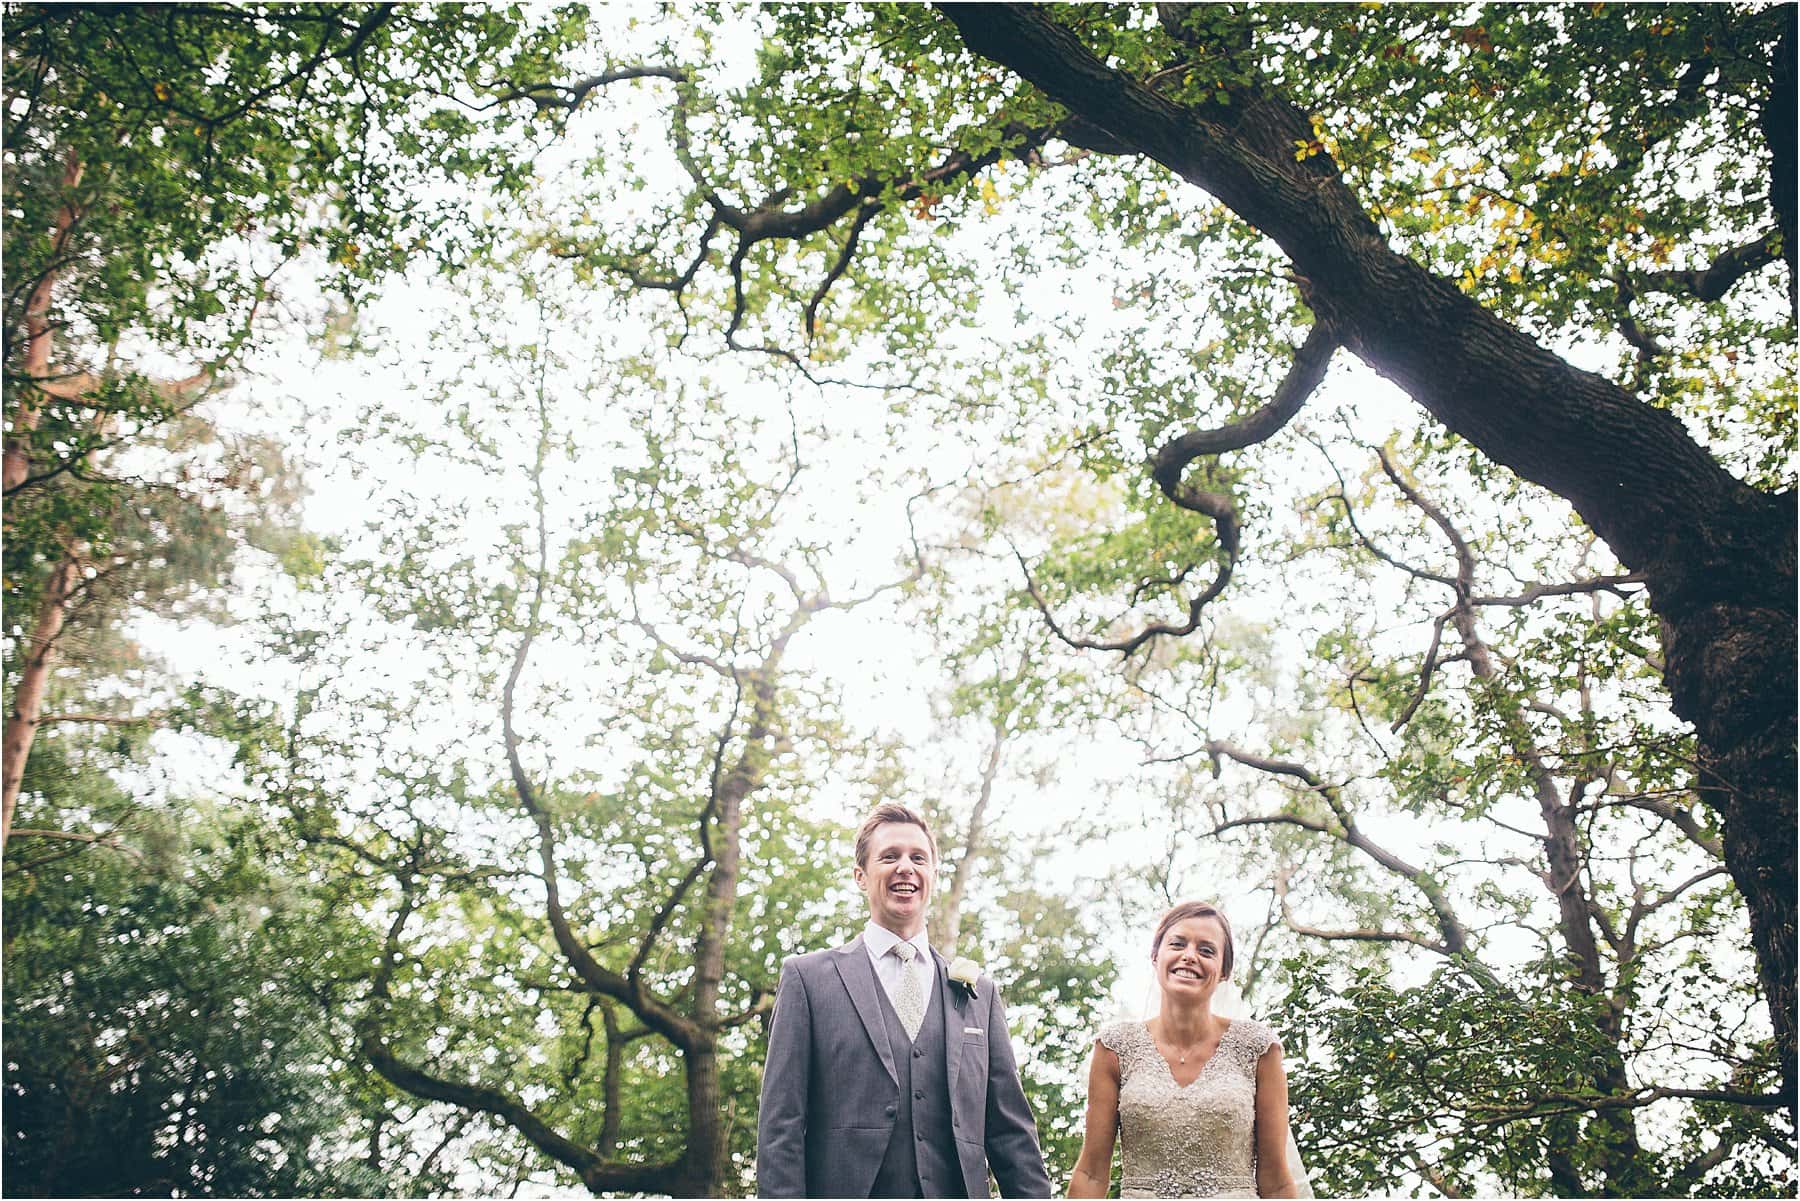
1067, 902, 1304, 1199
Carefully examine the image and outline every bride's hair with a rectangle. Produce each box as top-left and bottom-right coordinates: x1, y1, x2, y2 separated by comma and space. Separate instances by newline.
1150, 901, 1235, 980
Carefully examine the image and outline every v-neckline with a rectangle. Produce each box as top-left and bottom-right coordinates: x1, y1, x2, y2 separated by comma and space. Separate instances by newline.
1146, 1017, 1232, 1089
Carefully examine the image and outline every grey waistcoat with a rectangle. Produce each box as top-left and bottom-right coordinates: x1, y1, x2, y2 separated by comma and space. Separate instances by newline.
869, 974, 963, 1198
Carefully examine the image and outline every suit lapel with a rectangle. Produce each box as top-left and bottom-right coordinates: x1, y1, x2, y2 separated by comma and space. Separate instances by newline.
935, 948, 969, 1102
832, 937, 898, 1087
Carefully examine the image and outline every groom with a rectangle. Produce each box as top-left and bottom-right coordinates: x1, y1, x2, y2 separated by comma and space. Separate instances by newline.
756, 803, 1052, 1198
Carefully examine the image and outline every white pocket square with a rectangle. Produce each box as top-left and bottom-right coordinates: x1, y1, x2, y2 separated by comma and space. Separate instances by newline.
963, 1026, 985, 1036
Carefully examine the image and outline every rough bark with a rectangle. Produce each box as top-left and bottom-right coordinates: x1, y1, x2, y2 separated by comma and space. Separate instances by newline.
938, 2, 1797, 1103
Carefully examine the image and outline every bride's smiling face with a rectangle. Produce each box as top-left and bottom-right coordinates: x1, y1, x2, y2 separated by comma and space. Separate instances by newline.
1155, 916, 1229, 1000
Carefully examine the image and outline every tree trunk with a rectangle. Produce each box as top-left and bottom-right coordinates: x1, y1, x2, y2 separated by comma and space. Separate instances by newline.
939, 4, 1797, 1102
931, 711, 1006, 950
3, 554, 82, 849
677, 1038, 728, 1198
682, 662, 778, 1196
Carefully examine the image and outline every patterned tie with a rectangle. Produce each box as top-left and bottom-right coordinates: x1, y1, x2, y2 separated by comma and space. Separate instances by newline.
891, 942, 926, 1040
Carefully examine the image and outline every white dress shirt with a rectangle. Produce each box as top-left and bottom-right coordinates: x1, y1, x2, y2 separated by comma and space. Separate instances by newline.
862, 920, 938, 1014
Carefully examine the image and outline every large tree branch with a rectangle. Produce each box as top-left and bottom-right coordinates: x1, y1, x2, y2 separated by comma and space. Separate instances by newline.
935, 35, 1799, 1083
937, 4, 1781, 585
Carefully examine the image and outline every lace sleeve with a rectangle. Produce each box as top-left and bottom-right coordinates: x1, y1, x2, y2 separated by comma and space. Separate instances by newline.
1242, 1018, 1282, 1061
1100, 1019, 1151, 1076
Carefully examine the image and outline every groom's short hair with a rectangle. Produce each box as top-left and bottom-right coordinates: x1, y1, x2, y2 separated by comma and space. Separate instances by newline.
1152, 901, 1236, 980
854, 802, 938, 867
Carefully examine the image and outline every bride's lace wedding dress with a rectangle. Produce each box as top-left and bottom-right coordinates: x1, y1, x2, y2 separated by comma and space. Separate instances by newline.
1098, 1017, 1281, 1198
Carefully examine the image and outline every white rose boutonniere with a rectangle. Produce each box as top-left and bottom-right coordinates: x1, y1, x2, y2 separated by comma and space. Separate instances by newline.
947, 957, 981, 1000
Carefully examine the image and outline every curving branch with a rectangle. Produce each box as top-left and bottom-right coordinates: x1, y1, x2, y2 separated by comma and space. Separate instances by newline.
1389, 614, 1455, 733
359, 1022, 679, 1195
1211, 813, 1333, 837
1019, 325, 1336, 657
1016, 542, 1225, 656
1623, 864, 1731, 954
1207, 740, 1472, 957
641, 78, 1095, 359
804, 200, 881, 342
717, 987, 775, 1032
1309, 435, 1457, 593
601, 212, 723, 296
1375, 448, 1477, 591
1149, 323, 1338, 474
347, 859, 654, 1183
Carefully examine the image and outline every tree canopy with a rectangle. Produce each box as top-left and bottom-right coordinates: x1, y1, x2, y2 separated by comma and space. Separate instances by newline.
4, 4, 1792, 1197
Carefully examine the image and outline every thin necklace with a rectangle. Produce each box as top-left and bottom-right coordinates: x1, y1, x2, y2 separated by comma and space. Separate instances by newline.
1157, 1022, 1215, 1065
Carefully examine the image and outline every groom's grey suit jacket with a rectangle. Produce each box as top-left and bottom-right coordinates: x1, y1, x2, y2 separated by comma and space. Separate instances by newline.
756, 936, 1052, 1198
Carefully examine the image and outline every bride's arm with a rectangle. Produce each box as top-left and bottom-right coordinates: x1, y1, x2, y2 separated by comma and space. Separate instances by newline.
1253, 1042, 1299, 1198
1066, 1041, 1120, 1198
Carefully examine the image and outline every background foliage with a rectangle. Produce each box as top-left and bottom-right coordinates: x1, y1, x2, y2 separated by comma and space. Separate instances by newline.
4, 3, 1791, 1197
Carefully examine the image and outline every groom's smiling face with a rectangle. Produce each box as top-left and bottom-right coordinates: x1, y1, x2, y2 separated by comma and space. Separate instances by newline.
855, 821, 935, 938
